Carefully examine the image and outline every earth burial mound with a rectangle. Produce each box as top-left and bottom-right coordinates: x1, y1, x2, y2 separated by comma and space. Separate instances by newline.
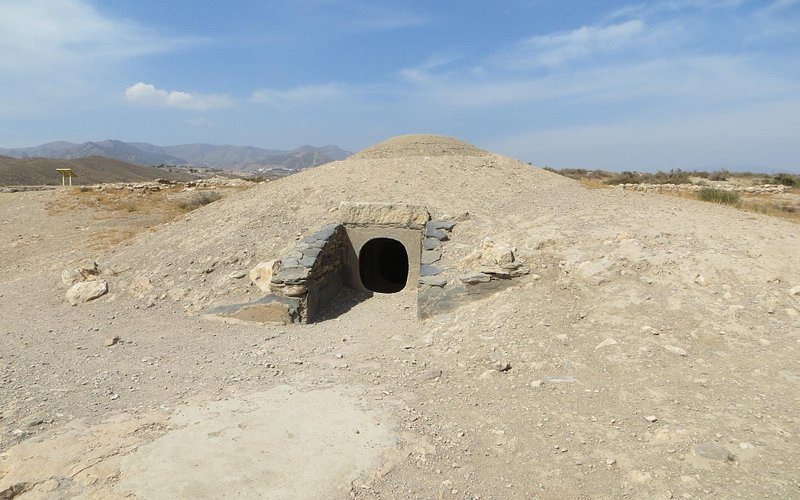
5, 134, 800, 498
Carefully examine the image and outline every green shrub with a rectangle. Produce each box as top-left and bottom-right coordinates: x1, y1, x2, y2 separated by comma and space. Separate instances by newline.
605, 171, 642, 185
697, 188, 740, 205
771, 173, 798, 187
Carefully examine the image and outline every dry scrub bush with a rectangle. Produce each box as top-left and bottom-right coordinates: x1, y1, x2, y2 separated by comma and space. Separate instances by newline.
175, 190, 222, 211
697, 188, 741, 205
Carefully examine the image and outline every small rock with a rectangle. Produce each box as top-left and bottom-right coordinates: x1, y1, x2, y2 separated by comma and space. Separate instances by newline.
547, 375, 576, 383
422, 368, 443, 380
605, 458, 616, 466
494, 361, 512, 372
789, 285, 800, 297
109, 393, 119, 400
228, 271, 247, 279
693, 443, 733, 461
644, 415, 658, 423
104, 335, 120, 347
664, 345, 688, 357
530, 380, 544, 388
25, 418, 44, 427
595, 338, 618, 349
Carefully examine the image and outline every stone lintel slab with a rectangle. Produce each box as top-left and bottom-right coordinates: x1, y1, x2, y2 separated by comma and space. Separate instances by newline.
339, 202, 430, 229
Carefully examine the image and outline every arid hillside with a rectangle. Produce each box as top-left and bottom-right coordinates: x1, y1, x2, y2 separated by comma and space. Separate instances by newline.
0, 156, 190, 186
1, 135, 798, 499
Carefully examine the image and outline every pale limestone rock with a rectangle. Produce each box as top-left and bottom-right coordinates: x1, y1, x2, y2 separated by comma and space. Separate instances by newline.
65, 280, 108, 306
61, 269, 84, 286
249, 260, 276, 292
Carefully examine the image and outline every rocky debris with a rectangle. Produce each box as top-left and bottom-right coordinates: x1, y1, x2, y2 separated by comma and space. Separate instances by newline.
694, 443, 734, 461
644, 415, 658, 423
459, 272, 491, 284
249, 261, 276, 292
105, 335, 120, 347
339, 202, 430, 229
789, 285, 800, 297
476, 238, 528, 278
129, 275, 154, 296
61, 259, 99, 286
65, 280, 108, 305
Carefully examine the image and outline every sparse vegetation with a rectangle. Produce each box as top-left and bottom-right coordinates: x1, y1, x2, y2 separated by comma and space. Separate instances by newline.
175, 190, 222, 211
771, 173, 798, 187
697, 187, 741, 205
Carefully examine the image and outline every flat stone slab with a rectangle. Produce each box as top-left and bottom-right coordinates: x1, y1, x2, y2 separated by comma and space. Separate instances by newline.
422, 237, 442, 250
420, 265, 443, 277
419, 276, 447, 287
205, 294, 301, 324
420, 249, 442, 265
459, 272, 491, 284
339, 202, 430, 229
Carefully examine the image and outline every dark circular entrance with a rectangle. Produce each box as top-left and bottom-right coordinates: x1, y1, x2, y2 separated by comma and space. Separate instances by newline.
359, 238, 409, 293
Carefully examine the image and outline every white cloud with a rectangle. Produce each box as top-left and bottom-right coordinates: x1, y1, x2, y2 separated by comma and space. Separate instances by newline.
497, 20, 645, 69
125, 83, 231, 111
401, 54, 798, 110
250, 84, 345, 106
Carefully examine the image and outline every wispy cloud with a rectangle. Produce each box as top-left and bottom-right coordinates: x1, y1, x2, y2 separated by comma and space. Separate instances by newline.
496, 20, 645, 69
250, 83, 346, 106
0, 0, 201, 71
0, 0, 205, 118
125, 83, 231, 111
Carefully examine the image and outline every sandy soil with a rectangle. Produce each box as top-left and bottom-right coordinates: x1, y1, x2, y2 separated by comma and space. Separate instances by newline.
1, 135, 799, 499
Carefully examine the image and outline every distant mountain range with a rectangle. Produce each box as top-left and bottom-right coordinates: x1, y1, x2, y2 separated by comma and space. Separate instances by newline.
0, 140, 352, 172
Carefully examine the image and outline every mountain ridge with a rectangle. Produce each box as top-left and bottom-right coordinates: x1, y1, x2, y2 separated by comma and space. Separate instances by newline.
0, 140, 351, 172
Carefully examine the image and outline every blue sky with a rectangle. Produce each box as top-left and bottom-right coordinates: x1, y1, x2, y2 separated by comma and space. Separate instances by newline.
1, 0, 798, 172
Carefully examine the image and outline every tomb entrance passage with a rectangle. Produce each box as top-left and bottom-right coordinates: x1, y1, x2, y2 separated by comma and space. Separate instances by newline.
358, 238, 409, 293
